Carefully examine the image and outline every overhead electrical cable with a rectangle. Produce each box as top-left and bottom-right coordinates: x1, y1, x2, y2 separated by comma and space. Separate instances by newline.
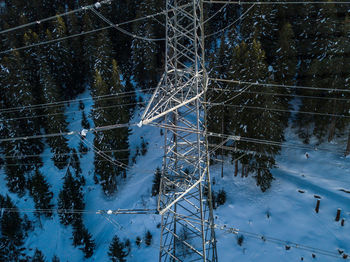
206, 102, 350, 118
0, 0, 112, 35
210, 78, 350, 93
0, 4, 190, 55
208, 87, 350, 102
205, 0, 350, 4
0, 100, 149, 122
0, 88, 154, 113
0, 122, 136, 143
89, 7, 165, 41
205, 4, 255, 38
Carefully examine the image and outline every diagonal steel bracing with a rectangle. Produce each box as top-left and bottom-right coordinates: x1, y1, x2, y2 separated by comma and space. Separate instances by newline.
140, 1, 217, 261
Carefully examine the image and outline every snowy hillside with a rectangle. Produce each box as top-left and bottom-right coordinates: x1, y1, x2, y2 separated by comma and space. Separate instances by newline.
1, 88, 349, 262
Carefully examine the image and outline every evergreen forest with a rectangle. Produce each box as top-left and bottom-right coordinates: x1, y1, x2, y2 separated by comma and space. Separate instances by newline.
0, 0, 349, 260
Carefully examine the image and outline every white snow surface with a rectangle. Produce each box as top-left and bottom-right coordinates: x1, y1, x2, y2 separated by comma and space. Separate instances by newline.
0, 88, 349, 261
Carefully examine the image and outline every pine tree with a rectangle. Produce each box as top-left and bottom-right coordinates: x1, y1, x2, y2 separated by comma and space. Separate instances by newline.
42, 16, 73, 99
80, 227, 95, 258
92, 59, 131, 195
57, 169, 85, 225
38, 60, 70, 169
151, 167, 162, 196
51, 255, 60, 262
28, 169, 54, 217
0, 194, 24, 261
225, 39, 284, 191
144, 230, 152, 246
108, 235, 127, 262
1, 51, 44, 195
81, 111, 90, 129
131, 0, 163, 89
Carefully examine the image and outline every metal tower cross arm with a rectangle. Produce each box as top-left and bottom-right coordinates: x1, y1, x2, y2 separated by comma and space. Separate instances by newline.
140, 1, 217, 261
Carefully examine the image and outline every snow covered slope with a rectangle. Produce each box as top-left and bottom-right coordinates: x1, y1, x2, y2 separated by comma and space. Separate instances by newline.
0, 89, 349, 261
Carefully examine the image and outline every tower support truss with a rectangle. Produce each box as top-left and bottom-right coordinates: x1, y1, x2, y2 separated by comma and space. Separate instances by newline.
141, 1, 217, 261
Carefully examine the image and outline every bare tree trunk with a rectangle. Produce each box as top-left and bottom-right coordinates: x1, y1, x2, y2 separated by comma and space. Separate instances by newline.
345, 129, 350, 156
234, 160, 238, 177
328, 100, 337, 142
241, 164, 245, 178
245, 166, 249, 177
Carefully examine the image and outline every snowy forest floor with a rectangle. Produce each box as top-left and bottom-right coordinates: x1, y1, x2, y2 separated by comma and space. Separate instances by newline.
0, 88, 349, 262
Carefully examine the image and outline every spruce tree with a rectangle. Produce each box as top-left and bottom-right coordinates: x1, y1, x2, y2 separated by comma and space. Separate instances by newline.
108, 235, 127, 262
92, 59, 130, 195
1, 51, 43, 194
131, 0, 163, 89
57, 169, 85, 225
39, 60, 70, 169
0, 194, 24, 261
28, 169, 54, 217
225, 39, 285, 191
151, 167, 162, 196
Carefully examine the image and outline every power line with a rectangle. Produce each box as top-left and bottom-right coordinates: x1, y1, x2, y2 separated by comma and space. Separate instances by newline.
210, 78, 350, 93
0, 4, 189, 56
0, 100, 148, 122
206, 101, 350, 118
0, 88, 155, 114
205, 0, 350, 4
0, 122, 136, 143
89, 7, 165, 41
208, 86, 350, 102
0, 207, 156, 215
0, 0, 112, 35
205, 3, 255, 38
150, 123, 347, 155
215, 224, 349, 260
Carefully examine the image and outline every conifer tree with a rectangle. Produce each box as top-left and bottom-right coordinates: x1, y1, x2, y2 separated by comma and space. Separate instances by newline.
57, 169, 85, 225
152, 167, 162, 196
28, 169, 54, 217
1, 51, 44, 194
92, 58, 130, 195
108, 235, 127, 262
39, 60, 70, 169
0, 194, 24, 261
225, 39, 285, 191
131, 0, 163, 89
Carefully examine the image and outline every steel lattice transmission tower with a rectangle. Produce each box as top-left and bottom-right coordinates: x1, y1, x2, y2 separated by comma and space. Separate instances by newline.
140, 0, 217, 261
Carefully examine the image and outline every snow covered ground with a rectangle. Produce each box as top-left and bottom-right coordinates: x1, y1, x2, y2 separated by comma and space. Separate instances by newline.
0, 89, 349, 261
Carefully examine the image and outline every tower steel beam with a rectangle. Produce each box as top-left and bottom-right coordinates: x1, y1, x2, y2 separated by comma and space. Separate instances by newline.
140, 1, 217, 261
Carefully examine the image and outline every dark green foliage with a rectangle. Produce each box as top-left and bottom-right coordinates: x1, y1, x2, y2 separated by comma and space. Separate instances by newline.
92, 58, 131, 196
31, 248, 46, 262
1, 50, 44, 195
81, 111, 90, 129
131, 0, 164, 89
237, 235, 244, 246
151, 167, 162, 196
108, 235, 127, 262
136, 236, 142, 247
144, 230, 152, 246
71, 218, 95, 257
141, 138, 148, 156
80, 227, 95, 258
0, 194, 25, 261
57, 169, 85, 225
28, 169, 54, 217
38, 59, 70, 170
216, 189, 226, 207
